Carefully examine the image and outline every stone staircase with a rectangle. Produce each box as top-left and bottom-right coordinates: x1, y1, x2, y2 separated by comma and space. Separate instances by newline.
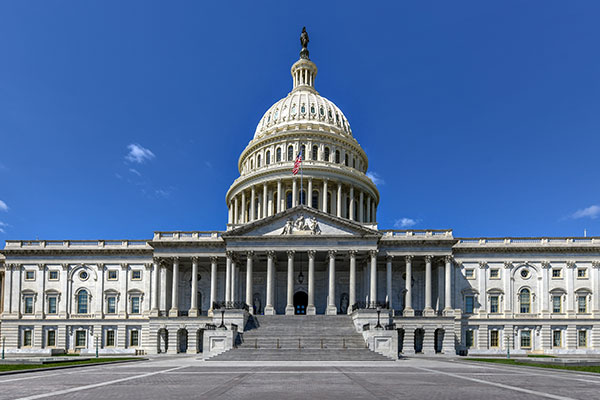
207, 315, 393, 361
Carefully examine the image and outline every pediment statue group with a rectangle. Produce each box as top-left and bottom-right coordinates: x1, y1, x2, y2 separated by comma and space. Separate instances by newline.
281, 214, 321, 235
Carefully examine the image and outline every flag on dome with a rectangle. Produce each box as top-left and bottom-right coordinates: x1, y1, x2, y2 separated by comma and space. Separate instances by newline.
292, 150, 303, 175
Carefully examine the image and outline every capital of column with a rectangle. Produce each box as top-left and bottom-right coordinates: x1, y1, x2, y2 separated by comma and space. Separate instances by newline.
267, 250, 276, 259
37, 263, 46, 271
369, 250, 378, 258
503, 261, 513, 269
478, 261, 488, 269
385, 255, 393, 262
566, 261, 576, 269
120, 263, 129, 270
424, 255, 433, 263
96, 263, 105, 271
287, 250, 295, 259
246, 251, 254, 259
307, 249, 316, 259
444, 255, 453, 264
328, 250, 337, 259
144, 263, 153, 270
592, 261, 600, 269
348, 249, 357, 258
61, 263, 69, 271
226, 250, 234, 260
210, 256, 219, 264
541, 260, 551, 269
405, 255, 414, 263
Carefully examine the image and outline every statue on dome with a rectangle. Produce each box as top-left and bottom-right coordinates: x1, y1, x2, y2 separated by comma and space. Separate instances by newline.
300, 27, 310, 59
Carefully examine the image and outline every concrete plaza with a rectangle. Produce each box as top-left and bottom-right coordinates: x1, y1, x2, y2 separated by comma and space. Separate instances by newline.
2, 356, 600, 400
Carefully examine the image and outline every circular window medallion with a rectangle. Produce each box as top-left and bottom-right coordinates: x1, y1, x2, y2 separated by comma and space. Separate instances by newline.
79, 270, 89, 281
520, 269, 530, 279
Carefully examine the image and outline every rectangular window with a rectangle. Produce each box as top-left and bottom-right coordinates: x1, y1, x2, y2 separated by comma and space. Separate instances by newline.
24, 296, 34, 314
130, 330, 139, 347
489, 269, 500, 279
107, 296, 116, 314
47, 330, 56, 347
48, 270, 59, 280
552, 268, 562, 278
466, 330, 474, 348
25, 270, 35, 281
490, 330, 499, 348
106, 330, 115, 347
552, 296, 562, 313
47, 296, 57, 314
578, 330, 588, 348
553, 330, 562, 347
107, 270, 118, 280
520, 330, 531, 349
465, 269, 475, 279
490, 296, 499, 314
131, 270, 142, 280
75, 330, 87, 348
578, 296, 587, 313
23, 330, 32, 347
130, 296, 140, 314
577, 268, 587, 279
465, 296, 474, 314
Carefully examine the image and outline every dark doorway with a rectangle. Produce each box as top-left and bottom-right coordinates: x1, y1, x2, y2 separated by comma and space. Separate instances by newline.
434, 329, 444, 353
294, 291, 308, 315
414, 328, 425, 353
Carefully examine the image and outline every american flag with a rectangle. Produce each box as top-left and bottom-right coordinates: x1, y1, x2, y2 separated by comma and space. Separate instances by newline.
292, 150, 303, 175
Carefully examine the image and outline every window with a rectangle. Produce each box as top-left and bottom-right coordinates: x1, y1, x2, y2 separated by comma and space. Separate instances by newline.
24, 296, 34, 314
131, 270, 142, 280
250, 160, 253, 169
310, 104, 315, 114
344, 153, 348, 166
465, 269, 474, 279
519, 289, 531, 313
130, 330, 139, 347
577, 268, 588, 278
552, 268, 562, 278
578, 330, 588, 348
490, 269, 500, 279
324, 147, 330, 162
301, 145, 305, 159
106, 330, 115, 347
490, 296, 499, 314
108, 270, 118, 280
47, 330, 56, 347
578, 295, 587, 313
25, 270, 35, 280
335, 150, 340, 163
75, 330, 86, 348
79, 270, 88, 281
287, 145, 294, 161
130, 296, 141, 314
77, 290, 89, 314
312, 145, 318, 160
520, 330, 531, 349
276, 147, 281, 162
257, 154, 261, 168
520, 269, 530, 279
266, 150, 271, 165
47, 296, 57, 314
107, 296, 117, 314
490, 330, 499, 348
553, 330, 562, 347
552, 295, 562, 313
465, 296, 474, 314
311, 191, 318, 209
49, 270, 59, 280
465, 330, 474, 348
23, 330, 32, 347
286, 192, 292, 209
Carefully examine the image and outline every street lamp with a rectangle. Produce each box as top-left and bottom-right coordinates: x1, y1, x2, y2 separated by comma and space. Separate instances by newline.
2, 336, 5, 360
218, 310, 227, 330
375, 306, 383, 330
95, 334, 99, 358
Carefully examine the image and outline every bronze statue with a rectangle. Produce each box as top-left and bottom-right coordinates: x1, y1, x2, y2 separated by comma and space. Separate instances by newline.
300, 27, 310, 59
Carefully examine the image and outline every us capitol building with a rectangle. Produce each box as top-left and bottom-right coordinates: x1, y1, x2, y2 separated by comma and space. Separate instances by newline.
1, 31, 599, 359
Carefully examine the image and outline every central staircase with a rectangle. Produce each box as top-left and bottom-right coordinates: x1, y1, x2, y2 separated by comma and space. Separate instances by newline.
207, 315, 392, 361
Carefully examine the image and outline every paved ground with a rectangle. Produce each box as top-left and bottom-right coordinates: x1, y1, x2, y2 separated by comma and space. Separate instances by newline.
2, 356, 600, 399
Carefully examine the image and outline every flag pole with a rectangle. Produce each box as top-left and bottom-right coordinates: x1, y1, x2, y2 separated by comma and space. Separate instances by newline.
300, 147, 304, 206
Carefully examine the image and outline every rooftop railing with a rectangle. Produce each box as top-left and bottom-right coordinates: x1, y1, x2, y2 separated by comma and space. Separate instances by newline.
381, 229, 453, 238
457, 237, 600, 245
4, 240, 151, 249
152, 231, 223, 241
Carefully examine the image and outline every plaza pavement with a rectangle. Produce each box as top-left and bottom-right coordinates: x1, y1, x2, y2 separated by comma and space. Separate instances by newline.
1, 355, 599, 399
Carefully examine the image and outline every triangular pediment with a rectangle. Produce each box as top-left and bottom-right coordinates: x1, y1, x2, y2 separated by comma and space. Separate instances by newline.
223, 206, 381, 238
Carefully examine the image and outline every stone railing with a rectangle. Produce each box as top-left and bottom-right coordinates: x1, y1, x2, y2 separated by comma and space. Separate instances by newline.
457, 237, 600, 246
381, 229, 453, 238
153, 231, 223, 241
4, 240, 150, 249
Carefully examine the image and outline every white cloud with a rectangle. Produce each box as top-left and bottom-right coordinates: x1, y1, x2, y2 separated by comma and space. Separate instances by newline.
0, 200, 8, 212
0, 221, 9, 233
125, 143, 155, 164
129, 168, 142, 177
155, 189, 171, 198
366, 171, 384, 185
572, 205, 600, 219
394, 217, 419, 229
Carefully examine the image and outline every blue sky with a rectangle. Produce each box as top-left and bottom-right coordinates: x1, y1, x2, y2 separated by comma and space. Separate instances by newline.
1, 1, 600, 242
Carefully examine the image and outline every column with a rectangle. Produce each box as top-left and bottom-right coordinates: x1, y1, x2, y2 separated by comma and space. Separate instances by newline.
119, 263, 129, 318
444, 256, 453, 315
265, 251, 275, 315
262, 183, 268, 218
3, 265, 12, 315
336, 183, 342, 218
231, 259, 237, 302
60, 264, 69, 318
189, 257, 199, 317
322, 180, 328, 213
246, 252, 254, 313
225, 251, 232, 303
348, 250, 357, 314
369, 250, 378, 307
478, 261, 487, 315
241, 191, 246, 223
593, 261, 600, 313
234, 196, 239, 224
144, 263, 152, 314
150, 259, 159, 316
372, 202, 376, 222
307, 178, 313, 207
349, 187, 355, 220
14, 265, 22, 317
250, 186, 256, 222
96, 263, 105, 318
277, 180, 282, 213
168, 258, 179, 317
209, 256, 218, 316
326, 250, 337, 315
307, 250, 316, 315
359, 191, 364, 222
228, 202, 233, 224
566, 261, 576, 315
286, 250, 295, 315
503, 262, 513, 314
541, 261, 550, 316
159, 263, 167, 314
36, 264, 46, 319
366, 196, 371, 222
292, 178, 297, 207
424, 255, 433, 316
386, 256, 392, 308
404, 256, 414, 316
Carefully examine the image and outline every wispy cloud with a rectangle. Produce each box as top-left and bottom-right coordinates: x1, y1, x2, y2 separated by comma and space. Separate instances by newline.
129, 168, 142, 177
366, 171, 384, 185
154, 188, 172, 198
0, 221, 9, 234
572, 205, 600, 219
0, 200, 8, 212
204, 161, 213, 169
125, 143, 155, 164
394, 217, 419, 229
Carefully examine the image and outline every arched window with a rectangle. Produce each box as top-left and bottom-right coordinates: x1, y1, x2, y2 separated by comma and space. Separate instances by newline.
266, 150, 271, 165
519, 289, 531, 313
301, 145, 306, 159
287, 145, 294, 161
77, 289, 89, 314
286, 192, 293, 209
312, 145, 318, 160
335, 150, 340, 164
344, 154, 348, 166
311, 190, 319, 209
352, 159, 356, 169
257, 155, 261, 168
276, 148, 282, 162
324, 147, 330, 162
250, 160, 254, 169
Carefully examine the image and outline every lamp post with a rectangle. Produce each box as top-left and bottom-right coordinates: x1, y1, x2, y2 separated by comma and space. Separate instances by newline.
506, 332, 510, 359
375, 306, 383, 330
2, 336, 5, 360
95, 334, 99, 358
218, 310, 227, 330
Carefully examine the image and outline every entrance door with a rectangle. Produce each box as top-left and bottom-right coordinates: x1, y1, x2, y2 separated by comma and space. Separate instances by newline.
294, 291, 308, 315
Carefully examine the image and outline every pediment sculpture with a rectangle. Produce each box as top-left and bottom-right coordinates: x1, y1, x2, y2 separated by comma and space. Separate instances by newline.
281, 214, 321, 235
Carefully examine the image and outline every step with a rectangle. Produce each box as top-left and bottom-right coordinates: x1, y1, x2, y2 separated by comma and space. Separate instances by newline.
208, 348, 391, 361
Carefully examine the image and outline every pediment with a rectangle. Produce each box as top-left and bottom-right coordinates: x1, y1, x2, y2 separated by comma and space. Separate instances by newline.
223, 206, 381, 238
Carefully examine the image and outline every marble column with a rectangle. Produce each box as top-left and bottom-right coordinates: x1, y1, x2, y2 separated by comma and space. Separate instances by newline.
404, 256, 414, 316
307, 250, 316, 315
189, 257, 199, 317
96, 263, 105, 318
478, 261, 487, 315
503, 262, 513, 314
349, 250, 357, 314
209, 257, 217, 316
234, 197, 239, 224
36, 264, 46, 319
250, 186, 256, 221
241, 191, 246, 223
322, 180, 328, 213
285, 250, 295, 315
336, 183, 342, 218
119, 263, 129, 318
263, 183, 268, 219
225, 252, 232, 303
326, 250, 337, 315
292, 178, 297, 207
168, 258, 179, 317
366, 196, 371, 222
359, 191, 364, 222
307, 178, 313, 207
369, 250, 378, 307
150, 259, 159, 316
231, 259, 237, 302
159, 263, 167, 314
541, 261, 550, 316
593, 261, 600, 313
349, 187, 355, 220
277, 180, 282, 213
566, 261, 576, 315
3, 266, 12, 315
246, 252, 254, 313
386, 255, 393, 308
265, 251, 275, 315
424, 255, 434, 316
444, 256, 453, 315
